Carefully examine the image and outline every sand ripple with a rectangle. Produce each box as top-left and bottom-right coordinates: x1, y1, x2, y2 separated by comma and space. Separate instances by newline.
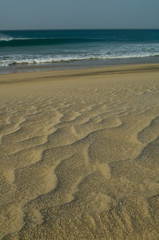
1, 66, 159, 239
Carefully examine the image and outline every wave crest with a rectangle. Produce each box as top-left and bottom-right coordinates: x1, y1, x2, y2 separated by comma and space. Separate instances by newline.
0, 34, 13, 41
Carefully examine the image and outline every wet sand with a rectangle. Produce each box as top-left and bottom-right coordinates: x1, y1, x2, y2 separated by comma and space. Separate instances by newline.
0, 64, 159, 240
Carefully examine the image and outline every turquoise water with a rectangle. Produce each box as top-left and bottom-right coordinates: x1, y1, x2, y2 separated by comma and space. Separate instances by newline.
0, 29, 159, 73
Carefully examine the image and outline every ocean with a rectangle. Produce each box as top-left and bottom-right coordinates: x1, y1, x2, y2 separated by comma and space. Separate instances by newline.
0, 29, 159, 73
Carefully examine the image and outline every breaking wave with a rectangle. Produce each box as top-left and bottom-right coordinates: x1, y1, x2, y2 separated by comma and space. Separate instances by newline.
1, 53, 159, 67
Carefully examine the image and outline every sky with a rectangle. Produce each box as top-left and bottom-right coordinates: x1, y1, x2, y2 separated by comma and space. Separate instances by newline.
0, 0, 159, 30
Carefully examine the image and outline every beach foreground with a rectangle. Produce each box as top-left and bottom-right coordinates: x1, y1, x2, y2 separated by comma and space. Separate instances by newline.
0, 64, 159, 240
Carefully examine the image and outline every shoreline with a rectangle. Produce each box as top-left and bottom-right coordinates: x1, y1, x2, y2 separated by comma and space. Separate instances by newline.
1, 55, 159, 75
0, 63, 159, 85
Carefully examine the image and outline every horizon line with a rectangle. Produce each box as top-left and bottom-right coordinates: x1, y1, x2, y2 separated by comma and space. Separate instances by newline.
0, 28, 159, 31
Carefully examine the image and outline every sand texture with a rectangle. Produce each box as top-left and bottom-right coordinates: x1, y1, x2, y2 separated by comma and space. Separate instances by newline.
0, 64, 159, 240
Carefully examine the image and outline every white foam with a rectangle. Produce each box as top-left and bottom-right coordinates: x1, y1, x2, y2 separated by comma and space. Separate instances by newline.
0, 34, 41, 41
0, 51, 159, 68
0, 34, 13, 41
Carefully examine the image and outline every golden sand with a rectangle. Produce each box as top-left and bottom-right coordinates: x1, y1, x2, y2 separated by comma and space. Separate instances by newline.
0, 64, 159, 239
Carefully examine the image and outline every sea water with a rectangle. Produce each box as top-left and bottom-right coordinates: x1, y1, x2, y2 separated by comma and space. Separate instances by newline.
0, 29, 159, 73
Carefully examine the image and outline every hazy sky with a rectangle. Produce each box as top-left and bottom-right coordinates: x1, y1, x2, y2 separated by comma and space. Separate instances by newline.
0, 0, 159, 30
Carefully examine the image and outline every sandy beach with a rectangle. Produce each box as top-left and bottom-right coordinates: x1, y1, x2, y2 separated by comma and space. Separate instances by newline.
0, 63, 159, 240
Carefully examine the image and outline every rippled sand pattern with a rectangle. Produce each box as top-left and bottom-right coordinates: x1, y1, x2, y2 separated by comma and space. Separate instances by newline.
0, 65, 159, 239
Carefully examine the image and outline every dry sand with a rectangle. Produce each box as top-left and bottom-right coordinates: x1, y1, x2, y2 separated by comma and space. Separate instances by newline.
0, 64, 159, 240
